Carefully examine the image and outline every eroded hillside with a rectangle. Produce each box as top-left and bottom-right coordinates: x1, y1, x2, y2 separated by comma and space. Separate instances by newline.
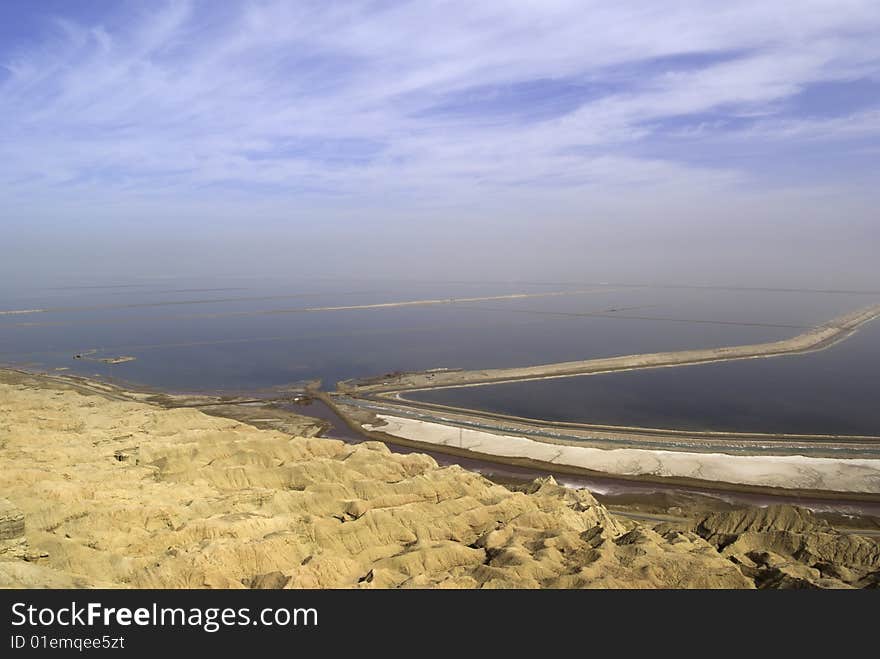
1, 378, 876, 589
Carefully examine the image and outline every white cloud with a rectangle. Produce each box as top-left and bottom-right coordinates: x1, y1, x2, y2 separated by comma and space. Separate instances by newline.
1, 0, 879, 213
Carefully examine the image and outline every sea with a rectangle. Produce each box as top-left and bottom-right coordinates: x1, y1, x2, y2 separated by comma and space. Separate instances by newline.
2, 275, 879, 436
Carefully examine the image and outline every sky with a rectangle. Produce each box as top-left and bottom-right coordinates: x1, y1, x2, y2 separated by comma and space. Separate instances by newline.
1, 1, 879, 286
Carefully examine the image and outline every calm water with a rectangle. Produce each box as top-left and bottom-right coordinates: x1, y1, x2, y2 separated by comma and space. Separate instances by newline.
410, 314, 880, 436
2, 276, 878, 440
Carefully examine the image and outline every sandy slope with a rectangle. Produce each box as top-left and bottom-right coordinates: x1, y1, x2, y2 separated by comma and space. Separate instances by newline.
1, 379, 877, 589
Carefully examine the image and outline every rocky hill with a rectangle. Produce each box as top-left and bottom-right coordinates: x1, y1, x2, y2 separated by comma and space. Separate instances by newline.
0, 377, 876, 589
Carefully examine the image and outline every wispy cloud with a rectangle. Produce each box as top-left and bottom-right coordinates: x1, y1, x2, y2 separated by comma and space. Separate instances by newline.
1, 0, 880, 213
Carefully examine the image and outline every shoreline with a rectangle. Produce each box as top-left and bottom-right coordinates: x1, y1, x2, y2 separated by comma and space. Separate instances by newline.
318, 394, 880, 511
323, 304, 880, 499
363, 413, 880, 495
369, 395, 880, 455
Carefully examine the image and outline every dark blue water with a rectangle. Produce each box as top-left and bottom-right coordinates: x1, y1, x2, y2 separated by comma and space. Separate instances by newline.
1, 275, 877, 425
409, 315, 880, 436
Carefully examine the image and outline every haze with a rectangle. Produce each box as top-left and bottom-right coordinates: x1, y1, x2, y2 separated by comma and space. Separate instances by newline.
2, 1, 879, 289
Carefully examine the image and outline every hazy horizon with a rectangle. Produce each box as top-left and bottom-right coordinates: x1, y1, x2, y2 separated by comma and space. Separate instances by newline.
2, 1, 879, 288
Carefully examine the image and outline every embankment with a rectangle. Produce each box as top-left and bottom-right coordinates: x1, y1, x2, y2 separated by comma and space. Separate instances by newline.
342, 304, 880, 394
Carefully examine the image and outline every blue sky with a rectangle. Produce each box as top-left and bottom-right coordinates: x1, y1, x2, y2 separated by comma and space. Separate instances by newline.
1, 1, 879, 283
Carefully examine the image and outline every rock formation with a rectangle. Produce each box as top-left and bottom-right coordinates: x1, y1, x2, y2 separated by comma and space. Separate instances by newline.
0, 498, 27, 561
0, 379, 876, 589
691, 505, 880, 588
